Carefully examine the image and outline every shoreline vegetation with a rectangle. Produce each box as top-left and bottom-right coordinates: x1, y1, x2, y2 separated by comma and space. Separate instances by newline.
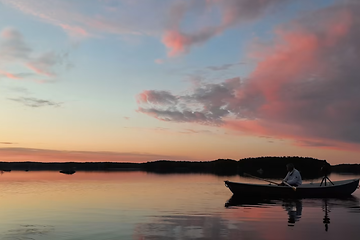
1, 157, 359, 178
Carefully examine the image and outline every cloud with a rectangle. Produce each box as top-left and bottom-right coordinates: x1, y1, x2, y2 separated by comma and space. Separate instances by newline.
0, 147, 192, 162
137, 78, 240, 124
0, 28, 69, 82
0, 70, 36, 80
155, 59, 164, 64
138, 2, 360, 149
8, 97, 62, 108
0, 27, 31, 61
162, 0, 286, 56
179, 129, 213, 135
0, 0, 156, 39
137, 90, 178, 105
0, 70, 22, 80
0, 142, 15, 145
124, 126, 214, 136
162, 27, 220, 56
1, 0, 288, 56
27, 52, 66, 77
217, 0, 287, 26
207, 63, 243, 71
0, 0, 91, 39
296, 140, 337, 148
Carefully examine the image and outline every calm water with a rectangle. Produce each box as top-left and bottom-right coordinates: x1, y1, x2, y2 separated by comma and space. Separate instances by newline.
0, 171, 359, 240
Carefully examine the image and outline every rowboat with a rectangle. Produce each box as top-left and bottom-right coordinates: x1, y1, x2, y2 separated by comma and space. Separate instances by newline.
224, 195, 359, 208
59, 170, 76, 175
224, 179, 359, 198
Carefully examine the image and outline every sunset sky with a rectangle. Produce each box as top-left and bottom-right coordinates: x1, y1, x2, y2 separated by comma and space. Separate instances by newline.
1, 0, 360, 164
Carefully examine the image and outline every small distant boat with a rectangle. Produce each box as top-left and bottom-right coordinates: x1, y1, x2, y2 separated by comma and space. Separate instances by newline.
225, 179, 359, 198
60, 170, 76, 175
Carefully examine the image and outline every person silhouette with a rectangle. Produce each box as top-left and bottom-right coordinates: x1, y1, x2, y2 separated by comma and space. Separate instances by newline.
280, 163, 302, 187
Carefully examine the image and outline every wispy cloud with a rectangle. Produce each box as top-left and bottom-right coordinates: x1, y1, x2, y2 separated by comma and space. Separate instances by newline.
0, 0, 91, 39
0, 71, 37, 80
0, 27, 31, 61
0, 147, 194, 162
124, 126, 214, 136
0, 70, 22, 80
0, 28, 69, 82
0, 142, 16, 145
155, 59, 164, 64
0, 0, 153, 39
8, 97, 62, 108
27, 52, 66, 77
178, 129, 214, 135
207, 62, 244, 71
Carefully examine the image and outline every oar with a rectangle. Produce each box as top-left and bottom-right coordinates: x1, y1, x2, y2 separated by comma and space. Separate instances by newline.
244, 173, 280, 186
244, 173, 297, 191
282, 181, 297, 191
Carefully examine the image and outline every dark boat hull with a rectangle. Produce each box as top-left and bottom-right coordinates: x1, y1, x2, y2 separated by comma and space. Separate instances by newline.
225, 179, 359, 198
60, 170, 76, 175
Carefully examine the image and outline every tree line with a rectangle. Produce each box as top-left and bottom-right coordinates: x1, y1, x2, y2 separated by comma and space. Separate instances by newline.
1, 156, 355, 178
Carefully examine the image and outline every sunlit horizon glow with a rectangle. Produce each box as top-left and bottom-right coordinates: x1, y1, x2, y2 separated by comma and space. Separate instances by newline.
1, 0, 360, 165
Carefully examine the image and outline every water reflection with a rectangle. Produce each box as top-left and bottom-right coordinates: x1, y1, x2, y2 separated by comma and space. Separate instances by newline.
225, 196, 360, 231
1, 224, 55, 240
323, 199, 330, 232
134, 214, 261, 240
282, 200, 302, 226
1, 172, 359, 240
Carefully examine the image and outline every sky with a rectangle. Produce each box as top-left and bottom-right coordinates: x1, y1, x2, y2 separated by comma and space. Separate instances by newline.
1, 0, 360, 164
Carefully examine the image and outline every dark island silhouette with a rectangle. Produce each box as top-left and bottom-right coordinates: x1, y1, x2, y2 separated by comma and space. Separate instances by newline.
1, 156, 359, 177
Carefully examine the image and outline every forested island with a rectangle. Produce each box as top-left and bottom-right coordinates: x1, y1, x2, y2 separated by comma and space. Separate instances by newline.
1, 156, 359, 178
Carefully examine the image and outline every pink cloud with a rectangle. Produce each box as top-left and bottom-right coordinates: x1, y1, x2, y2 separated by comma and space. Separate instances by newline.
162, 30, 188, 56
155, 59, 164, 64
162, 0, 286, 56
26, 64, 53, 77
138, 3, 360, 150
59, 24, 90, 38
162, 27, 219, 56
0, 70, 22, 80
137, 90, 178, 105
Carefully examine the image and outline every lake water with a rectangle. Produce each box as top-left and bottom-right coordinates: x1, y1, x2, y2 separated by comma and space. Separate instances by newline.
0, 171, 359, 240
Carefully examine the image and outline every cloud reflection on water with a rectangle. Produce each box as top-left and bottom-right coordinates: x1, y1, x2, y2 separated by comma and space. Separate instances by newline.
134, 196, 360, 240
1, 225, 55, 240
134, 214, 261, 240
225, 196, 360, 233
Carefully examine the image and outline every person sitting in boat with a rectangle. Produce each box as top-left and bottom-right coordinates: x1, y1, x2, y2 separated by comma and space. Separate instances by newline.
280, 163, 302, 187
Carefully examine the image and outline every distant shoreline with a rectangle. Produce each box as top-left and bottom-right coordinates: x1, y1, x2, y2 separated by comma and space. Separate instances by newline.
1, 157, 359, 177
